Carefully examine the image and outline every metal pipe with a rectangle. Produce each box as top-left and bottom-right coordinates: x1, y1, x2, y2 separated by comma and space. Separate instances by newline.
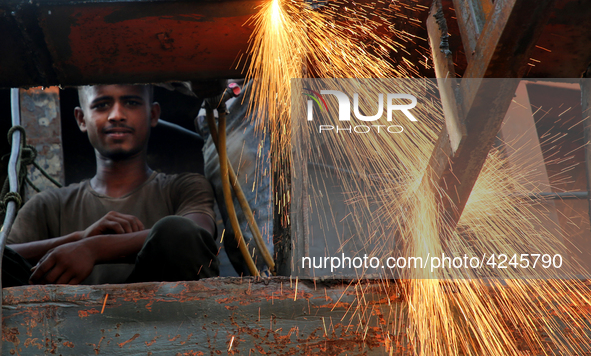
0, 88, 24, 356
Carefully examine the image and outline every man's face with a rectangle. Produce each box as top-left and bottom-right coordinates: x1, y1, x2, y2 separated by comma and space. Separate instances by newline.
75, 85, 160, 161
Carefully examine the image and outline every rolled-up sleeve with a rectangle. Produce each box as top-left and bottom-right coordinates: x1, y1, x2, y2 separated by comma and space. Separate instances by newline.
7, 190, 60, 244
171, 173, 215, 220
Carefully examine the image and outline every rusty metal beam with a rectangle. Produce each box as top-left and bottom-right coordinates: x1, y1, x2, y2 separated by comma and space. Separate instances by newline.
451, 0, 492, 57
427, 0, 465, 153
427, 1, 456, 81
3, 278, 591, 354
423, 0, 556, 229
2, 278, 397, 355
480, 0, 493, 19
0, 0, 264, 88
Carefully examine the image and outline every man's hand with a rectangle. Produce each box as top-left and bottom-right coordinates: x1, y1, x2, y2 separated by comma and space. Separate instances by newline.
83, 211, 145, 238
30, 240, 96, 285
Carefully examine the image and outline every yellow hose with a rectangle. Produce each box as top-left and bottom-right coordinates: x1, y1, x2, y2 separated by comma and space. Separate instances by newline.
206, 114, 276, 274
206, 109, 259, 276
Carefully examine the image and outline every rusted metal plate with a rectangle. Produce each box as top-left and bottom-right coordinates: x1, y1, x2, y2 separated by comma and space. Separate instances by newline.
3, 278, 591, 354
0, 0, 264, 88
1, 278, 397, 355
40, 0, 261, 85
18, 87, 65, 201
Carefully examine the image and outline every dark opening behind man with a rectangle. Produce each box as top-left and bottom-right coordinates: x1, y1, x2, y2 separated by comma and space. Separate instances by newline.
3, 84, 219, 286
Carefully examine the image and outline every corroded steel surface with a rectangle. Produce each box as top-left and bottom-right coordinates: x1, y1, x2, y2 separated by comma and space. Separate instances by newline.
39, 1, 260, 85
0, 0, 264, 88
1, 278, 397, 355
3, 278, 591, 354
19, 87, 65, 200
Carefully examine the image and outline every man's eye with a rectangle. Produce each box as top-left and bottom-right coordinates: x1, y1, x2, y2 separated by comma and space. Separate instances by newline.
126, 101, 141, 106
91, 102, 109, 110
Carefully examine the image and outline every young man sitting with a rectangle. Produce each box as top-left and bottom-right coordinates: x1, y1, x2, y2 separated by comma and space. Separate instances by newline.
3, 84, 218, 286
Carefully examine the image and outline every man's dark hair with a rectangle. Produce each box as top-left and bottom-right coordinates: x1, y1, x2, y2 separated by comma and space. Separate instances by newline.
77, 84, 154, 108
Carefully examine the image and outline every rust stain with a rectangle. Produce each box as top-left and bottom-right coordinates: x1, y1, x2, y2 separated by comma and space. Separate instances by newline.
116, 284, 208, 308
216, 288, 313, 305
3, 287, 52, 305
46, 337, 58, 354
2, 279, 400, 354
210, 317, 389, 355
87, 336, 105, 355
3, 325, 20, 353
24, 337, 44, 349
78, 308, 100, 318
21, 308, 47, 337
62, 341, 75, 348
145, 335, 160, 347
59, 6, 255, 78
176, 351, 204, 356
145, 298, 154, 311
2, 326, 20, 343
168, 334, 181, 342
179, 333, 193, 345
2, 279, 292, 307
118, 333, 140, 348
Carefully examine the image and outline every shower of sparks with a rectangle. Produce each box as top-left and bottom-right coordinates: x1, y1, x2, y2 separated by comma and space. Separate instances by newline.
245, 0, 591, 354
244, 0, 421, 224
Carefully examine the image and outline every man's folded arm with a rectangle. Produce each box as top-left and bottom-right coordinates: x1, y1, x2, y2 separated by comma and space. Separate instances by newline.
8, 231, 84, 265
26, 212, 215, 284
87, 212, 214, 264
8, 210, 147, 265
83, 212, 214, 262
